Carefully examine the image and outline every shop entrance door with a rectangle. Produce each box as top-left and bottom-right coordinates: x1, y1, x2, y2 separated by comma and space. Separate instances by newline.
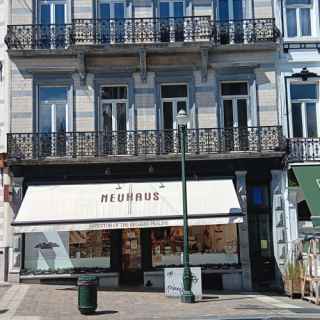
121, 229, 142, 285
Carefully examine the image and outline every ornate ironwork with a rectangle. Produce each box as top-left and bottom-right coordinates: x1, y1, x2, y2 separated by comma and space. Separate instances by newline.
7, 126, 285, 161
288, 138, 320, 162
5, 18, 279, 50
292, 67, 319, 81
5, 23, 73, 50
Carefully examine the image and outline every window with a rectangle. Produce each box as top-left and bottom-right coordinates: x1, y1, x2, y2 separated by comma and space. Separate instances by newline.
69, 230, 111, 261
220, 82, 249, 128
218, 0, 243, 20
248, 186, 269, 210
151, 225, 238, 267
285, 0, 312, 37
101, 86, 127, 100
297, 200, 311, 221
220, 82, 250, 150
290, 82, 318, 137
161, 84, 188, 98
159, 0, 184, 41
39, 0, 67, 24
39, 86, 69, 133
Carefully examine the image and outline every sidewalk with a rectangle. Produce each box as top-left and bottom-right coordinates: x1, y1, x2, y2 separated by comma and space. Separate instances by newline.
0, 284, 320, 320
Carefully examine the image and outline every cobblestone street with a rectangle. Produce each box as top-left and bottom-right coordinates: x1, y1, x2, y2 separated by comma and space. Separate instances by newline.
0, 284, 320, 320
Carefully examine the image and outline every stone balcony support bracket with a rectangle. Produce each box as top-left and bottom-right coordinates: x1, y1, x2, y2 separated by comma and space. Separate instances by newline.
139, 49, 147, 83
77, 52, 87, 85
200, 47, 209, 83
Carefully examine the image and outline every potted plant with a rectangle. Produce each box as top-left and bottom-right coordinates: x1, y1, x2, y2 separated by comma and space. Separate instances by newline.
284, 261, 303, 297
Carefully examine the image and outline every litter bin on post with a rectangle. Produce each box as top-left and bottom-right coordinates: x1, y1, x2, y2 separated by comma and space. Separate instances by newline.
78, 275, 98, 315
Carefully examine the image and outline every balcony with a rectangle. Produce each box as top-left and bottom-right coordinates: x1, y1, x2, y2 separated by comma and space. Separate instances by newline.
5, 17, 279, 51
7, 126, 285, 164
288, 138, 320, 162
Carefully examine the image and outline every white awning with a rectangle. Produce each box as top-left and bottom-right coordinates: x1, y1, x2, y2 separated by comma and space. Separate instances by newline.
13, 179, 243, 233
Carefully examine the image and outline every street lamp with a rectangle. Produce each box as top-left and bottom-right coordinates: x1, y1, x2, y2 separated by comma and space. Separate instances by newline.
176, 109, 195, 304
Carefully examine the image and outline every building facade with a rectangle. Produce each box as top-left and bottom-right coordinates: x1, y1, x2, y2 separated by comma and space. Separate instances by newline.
274, 0, 320, 268
0, 0, 10, 282
4, 0, 285, 290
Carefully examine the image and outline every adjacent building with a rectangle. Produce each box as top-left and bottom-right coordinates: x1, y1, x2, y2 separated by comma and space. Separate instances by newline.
0, 0, 10, 282
4, 0, 285, 290
274, 0, 320, 268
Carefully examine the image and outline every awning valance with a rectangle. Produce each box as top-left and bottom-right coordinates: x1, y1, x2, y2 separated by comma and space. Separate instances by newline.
293, 165, 320, 228
13, 179, 243, 233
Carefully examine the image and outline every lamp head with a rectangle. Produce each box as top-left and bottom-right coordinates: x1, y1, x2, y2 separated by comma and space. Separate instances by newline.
176, 109, 189, 126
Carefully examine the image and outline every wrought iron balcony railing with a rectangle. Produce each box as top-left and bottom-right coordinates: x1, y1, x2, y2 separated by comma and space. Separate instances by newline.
288, 138, 320, 162
7, 126, 285, 161
5, 17, 279, 50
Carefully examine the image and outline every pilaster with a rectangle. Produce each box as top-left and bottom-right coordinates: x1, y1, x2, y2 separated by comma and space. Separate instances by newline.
8, 175, 23, 281
271, 170, 286, 289
235, 170, 252, 291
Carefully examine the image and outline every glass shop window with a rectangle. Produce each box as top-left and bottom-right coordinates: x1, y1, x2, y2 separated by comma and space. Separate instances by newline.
285, 0, 312, 37
69, 230, 111, 259
290, 82, 318, 138
297, 200, 311, 221
151, 225, 238, 267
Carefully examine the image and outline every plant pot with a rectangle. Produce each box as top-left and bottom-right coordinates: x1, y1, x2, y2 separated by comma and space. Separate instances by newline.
284, 278, 301, 297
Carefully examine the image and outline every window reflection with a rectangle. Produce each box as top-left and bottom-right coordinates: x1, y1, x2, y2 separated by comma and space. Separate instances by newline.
69, 230, 111, 259
151, 225, 238, 267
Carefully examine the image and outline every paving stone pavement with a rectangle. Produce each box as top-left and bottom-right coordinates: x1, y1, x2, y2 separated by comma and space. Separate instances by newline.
0, 284, 320, 319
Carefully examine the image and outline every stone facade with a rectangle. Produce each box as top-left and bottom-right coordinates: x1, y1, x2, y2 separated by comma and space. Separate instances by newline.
4, 0, 282, 291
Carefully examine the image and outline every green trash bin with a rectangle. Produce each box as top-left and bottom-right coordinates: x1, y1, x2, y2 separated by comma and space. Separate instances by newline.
78, 275, 98, 315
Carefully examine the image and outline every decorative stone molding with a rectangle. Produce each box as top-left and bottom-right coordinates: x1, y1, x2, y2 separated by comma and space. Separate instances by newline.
292, 67, 318, 81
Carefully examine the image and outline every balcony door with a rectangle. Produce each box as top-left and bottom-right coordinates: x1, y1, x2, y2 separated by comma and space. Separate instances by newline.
289, 82, 320, 160
221, 82, 250, 151
38, 0, 68, 48
38, 86, 69, 157
218, 0, 244, 43
161, 84, 188, 152
98, 0, 125, 43
159, 0, 184, 42
101, 86, 128, 154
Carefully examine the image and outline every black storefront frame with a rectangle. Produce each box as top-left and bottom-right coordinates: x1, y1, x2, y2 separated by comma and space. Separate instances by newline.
12, 157, 285, 287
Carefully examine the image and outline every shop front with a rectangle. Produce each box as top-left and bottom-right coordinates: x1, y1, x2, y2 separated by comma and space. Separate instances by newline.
13, 179, 243, 289
288, 164, 320, 237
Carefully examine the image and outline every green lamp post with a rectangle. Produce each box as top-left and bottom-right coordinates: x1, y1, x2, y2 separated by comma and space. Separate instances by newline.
176, 109, 195, 304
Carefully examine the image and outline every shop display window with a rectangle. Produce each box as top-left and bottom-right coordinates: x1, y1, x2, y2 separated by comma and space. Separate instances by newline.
151, 225, 238, 267
69, 230, 111, 259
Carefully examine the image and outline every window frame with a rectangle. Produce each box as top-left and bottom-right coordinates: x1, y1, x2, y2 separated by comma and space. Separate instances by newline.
288, 80, 320, 138
160, 83, 189, 130
220, 81, 251, 128
217, 0, 244, 21
35, 83, 73, 133
37, 0, 70, 24
99, 84, 129, 132
284, 0, 314, 38
158, 0, 185, 18
96, 0, 128, 19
